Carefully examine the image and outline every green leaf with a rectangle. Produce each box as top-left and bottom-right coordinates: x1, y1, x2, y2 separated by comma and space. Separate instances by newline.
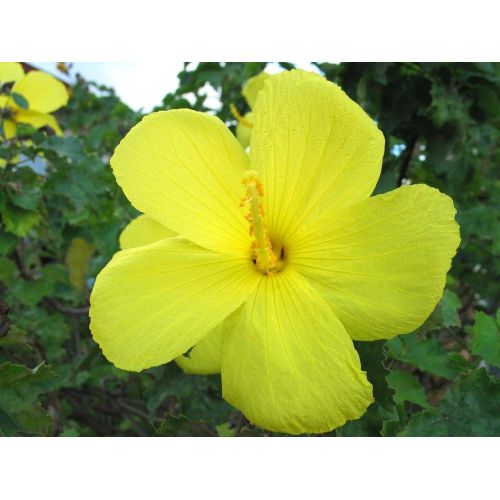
11, 92, 29, 110
6, 167, 44, 211
418, 290, 462, 332
156, 414, 215, 437
40, 136, 86, 163
0, 256, 16, 278
216, 422, 236, 437
8, 276, 56, 307
400, 369, 500, 436
387, 369, 429, 408
373, 170, 397, 195
60, 428, 80, 437
470, 311, 500, 367
439, 290, 462, 328
278, 62, 296, 71
18, 309, 70, 362
0, 198, 41, 236
0, 362, 59, 436
0, 230, 17, 255
429, 81, 470, 127
337, 341, 398, 436
387, 332, 466, 379
145, 364, 233, 427
0, 325, 28, 347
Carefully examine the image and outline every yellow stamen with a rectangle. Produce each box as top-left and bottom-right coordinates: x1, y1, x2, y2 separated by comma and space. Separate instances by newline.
241, 170, 278, 274
230, 104, 254, 128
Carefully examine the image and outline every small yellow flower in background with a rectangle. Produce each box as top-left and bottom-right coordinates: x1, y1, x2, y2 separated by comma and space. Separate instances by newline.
0, 62, 68, 139
90, 70, 460, 434
230, 71, 270, 148
65, 238, 96, 292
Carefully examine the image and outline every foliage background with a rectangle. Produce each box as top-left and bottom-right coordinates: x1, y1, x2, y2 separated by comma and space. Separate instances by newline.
0, 62, 499, 437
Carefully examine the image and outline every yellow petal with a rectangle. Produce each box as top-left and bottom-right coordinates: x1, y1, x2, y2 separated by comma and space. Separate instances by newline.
250, 70, 384, 244
0, 62, 24, 84
235, 112, 253, 149
90, 237, 259, 371
3, 119, 17, 139
50, 116, 63, 136
119, 214, 222, 375
14, 110, 63, 135
111, 110, 250, 256
221, 267, 373, 434
175, 322, 223, 375
119, 214, 176, 250
12, 71, 68, 113
289, 184, 460, 341
120, 214, 222, 375
242, 72, 270, 109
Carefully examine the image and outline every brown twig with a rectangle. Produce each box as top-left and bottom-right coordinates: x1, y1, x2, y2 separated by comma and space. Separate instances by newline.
12, 246, 33, 280
116, 399, 155, 422
43, 297, 89, 316
397, 134, 418, 186
0, 298, 11, 338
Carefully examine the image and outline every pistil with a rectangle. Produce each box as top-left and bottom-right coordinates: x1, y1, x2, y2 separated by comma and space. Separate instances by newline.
241, 170, 278, 274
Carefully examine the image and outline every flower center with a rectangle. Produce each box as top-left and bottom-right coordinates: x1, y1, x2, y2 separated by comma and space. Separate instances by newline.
240, 170, 283, 275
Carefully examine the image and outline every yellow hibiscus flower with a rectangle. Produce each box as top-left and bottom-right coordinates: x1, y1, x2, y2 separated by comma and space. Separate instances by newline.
90, 70, 460, 434
0, 62, 68, 139
230, 71, 270, 148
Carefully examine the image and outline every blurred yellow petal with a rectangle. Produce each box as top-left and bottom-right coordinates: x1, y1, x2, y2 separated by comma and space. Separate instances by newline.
12, 71, 68, 113
111, 110, 251, 256
175, 323, 223, 375
0, 62, 24, 84
119, 214, 176, 250
235, 111, 253, 149
3, 119, 17, 139
48, 116, 63, 135
14, 109, 63, 135
242, 72, 270, 109
90, 237, 259, 371
221, 267, 373, 434
65, 238, 95, 292
250, 70, 384, 244
290, 184, 460, 341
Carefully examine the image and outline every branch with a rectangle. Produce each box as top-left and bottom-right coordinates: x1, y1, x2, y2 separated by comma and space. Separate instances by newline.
43, 298, 89, 316
0, 298, 11, 338
12, 247, 33, 281
397, 134, 418, 186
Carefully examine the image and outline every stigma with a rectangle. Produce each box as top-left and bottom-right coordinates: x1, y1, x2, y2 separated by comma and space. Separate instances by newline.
240, 170, 279, 274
